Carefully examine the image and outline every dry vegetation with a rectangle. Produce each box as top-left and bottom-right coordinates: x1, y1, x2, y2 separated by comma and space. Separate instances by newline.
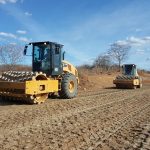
0, 65, 31, 73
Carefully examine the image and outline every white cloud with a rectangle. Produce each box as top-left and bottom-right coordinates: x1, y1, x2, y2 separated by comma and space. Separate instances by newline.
24, 12, 32, 16
143, 36, 150, 41
0, 32, 16, 39
9, 42, 17, 45
127, 36, 145, 45
0, 31, 31, 43
115, 40, 129, 46
18, 37, 30, 42
135, 49, 145, 55
115, 36, 150, 47
17, 30, 27, 34
0, 0, 17, 4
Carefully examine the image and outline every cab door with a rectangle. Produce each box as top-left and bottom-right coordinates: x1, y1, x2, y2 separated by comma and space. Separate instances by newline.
51, 44, 63, 76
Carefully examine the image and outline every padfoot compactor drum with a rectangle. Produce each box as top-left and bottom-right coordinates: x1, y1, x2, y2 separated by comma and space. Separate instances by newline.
113, 64, 142, 89
0, 41, 79, 104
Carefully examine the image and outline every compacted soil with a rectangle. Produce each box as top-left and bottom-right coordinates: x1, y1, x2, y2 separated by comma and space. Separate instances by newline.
0, 86, 150, 150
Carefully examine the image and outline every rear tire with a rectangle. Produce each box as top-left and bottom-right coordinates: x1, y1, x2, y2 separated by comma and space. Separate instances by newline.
59, 73, 78, 99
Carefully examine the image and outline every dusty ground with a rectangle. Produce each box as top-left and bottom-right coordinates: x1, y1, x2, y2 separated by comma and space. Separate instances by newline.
0, 73, 150, 150
79, 72, 150, 91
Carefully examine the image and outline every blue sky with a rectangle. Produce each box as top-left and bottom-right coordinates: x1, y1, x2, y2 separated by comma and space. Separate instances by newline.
0, 0, 150, 70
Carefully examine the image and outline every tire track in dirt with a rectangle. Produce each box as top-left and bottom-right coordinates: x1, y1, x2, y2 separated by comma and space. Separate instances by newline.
78, 88, 121, 97
98, 103, 150, 150
130, 123, 150, 149
0, 87, 150, 149
78, 85, 149, 98
88, 97, 150, 150
57, 92, 150, 150
0, 92, 140, 133
0, 88, 147, 131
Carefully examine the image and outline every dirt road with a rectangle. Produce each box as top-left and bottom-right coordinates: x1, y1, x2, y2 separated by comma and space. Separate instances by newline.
0, 86, 150, 150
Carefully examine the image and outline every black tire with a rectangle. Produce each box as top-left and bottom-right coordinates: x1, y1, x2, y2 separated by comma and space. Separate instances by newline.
59, 73, 78, 99
48, 93, 57, 99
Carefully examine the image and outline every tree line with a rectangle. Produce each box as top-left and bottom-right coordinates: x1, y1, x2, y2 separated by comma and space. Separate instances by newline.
92, 42, 130, 72
0, 42, 130, 72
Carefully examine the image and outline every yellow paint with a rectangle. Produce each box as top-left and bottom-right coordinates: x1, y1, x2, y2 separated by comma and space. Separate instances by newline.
62, 60, 79, 84
68, 81, 75, 93
113, 79, 140, 86
25, 80, 58, 95
133, 79, 140, 85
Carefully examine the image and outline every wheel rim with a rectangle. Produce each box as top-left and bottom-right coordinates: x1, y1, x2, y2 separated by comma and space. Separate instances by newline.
69, 81, 75, 93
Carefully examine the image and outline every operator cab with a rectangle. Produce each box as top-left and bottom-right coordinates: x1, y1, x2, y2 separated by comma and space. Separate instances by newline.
122, 64, 137, 76
24, 41, 63, 76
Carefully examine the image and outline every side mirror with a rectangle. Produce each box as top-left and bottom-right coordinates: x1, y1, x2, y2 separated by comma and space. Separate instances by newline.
63, 51, 66, 60
24, 45, 28, 55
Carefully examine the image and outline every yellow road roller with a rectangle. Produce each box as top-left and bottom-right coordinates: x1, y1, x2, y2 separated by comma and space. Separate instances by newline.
113, 64, 142, 89
0, 41, 79, 104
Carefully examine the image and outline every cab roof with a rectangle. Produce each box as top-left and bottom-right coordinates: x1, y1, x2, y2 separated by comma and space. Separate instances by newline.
123, 64, 136, 66
29, 41, 64, 47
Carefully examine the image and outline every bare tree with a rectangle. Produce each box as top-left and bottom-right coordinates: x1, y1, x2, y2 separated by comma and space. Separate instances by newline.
0, 44, 23, 70
93, 54, 111, 73
108, 43, 131, 71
